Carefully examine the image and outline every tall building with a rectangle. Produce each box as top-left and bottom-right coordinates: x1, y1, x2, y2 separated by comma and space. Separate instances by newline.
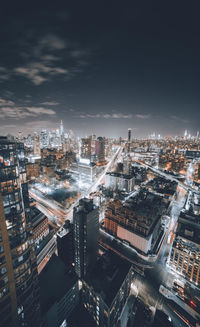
40, 129, 49, 148
33, 133, 41, 156
0, 137, 40, 327
128, 128, 131, 142
57, 220, 74, 271
82, 252, 133, 327
73, 198, 99, 278
80, 137, 91, 160
127, 128, 131, 152
95, 136, 105, 165
60, 120, 64, 137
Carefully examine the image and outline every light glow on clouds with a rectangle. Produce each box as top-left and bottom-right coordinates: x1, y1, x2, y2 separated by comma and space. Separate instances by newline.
0, 97, 56, 119
77, 112, 151, 120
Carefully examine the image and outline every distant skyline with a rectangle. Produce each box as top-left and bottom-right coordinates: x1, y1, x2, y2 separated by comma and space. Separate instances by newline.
0, 1, 199, 137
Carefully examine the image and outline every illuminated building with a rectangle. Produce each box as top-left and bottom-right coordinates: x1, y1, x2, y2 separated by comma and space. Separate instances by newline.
33, 133, 41, 156
0, 137, 40, 327
70, 160, 96, 181
127, 128, 131, 152
82, 252, 133, 327
73, 198, 99, 278
26, 161, 40, 181
105, 172, 135, 193
40, 129, 49, 148
31, 206, 49, 244
60, 120, 64, 138
104, 190, 167, 254
169, 236, 200, 287
80, 137, 91, 160
95, 136, 106, 165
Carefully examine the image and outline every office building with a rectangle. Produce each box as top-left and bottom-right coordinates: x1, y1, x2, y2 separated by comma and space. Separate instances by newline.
169, 236, 200, 287
95, 137, 106, 165
169, 207, 200, 286
0, 137, 40, 327
39, 254, 79, 327
33, 133, 41, 156
127, 128, 131, 152
57, 221, 74, 271
104, 190, 167, 254
81, 137, 92, 160
105, 172, 135, 193
82, 252, 133, 327
73, 198, 99, 278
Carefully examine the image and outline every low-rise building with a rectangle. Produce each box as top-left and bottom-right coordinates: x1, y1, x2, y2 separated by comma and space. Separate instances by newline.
104, 190, 168, 254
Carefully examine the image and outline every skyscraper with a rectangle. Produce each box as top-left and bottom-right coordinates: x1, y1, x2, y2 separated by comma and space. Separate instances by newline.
128, 128, 131, 142
33, 133, 41, 156
80, 137, 92, 160
127, 128, 131, 153
95, 136, 105, 165
0, 137, 40, 327
73, 198, 99, 278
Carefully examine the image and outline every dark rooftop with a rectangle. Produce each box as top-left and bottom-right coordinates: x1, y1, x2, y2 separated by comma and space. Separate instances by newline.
85, 251, 131, 307
39, 254, 78, 314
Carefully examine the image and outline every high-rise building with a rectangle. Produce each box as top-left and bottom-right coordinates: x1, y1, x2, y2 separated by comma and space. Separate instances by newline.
127, 128, 131, 152
128, 128, 131, 142
60, 120, 64, 137
33, 133, 41, 156
80, 137, 91, 160
0, 137, 40, 327
40, 129, 49, 148
95, 136, 105, 165
57, 220, 74, 271
73, 198, 99, 278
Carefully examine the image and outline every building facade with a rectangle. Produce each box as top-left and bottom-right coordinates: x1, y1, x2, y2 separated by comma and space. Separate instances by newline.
0, 137, 40, 327
73, 198, 99, 278
104, 191, 165, 254
82, 253, 134, 327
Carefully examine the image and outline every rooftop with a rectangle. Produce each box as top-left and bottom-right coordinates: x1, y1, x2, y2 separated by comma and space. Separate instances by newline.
106, 172, 134, 179
39, 254, 78, 314
85, 251, 131, 307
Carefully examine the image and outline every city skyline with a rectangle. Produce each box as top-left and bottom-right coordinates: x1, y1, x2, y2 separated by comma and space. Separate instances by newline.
0, 1, 200, 137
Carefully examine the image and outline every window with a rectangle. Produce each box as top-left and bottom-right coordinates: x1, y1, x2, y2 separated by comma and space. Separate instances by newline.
0, 256, 5, 265
0, 266, 7, 276
0, 286, 9, 299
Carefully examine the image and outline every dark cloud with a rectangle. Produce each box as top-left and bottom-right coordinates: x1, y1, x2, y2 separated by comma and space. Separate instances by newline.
0, 1, 199, 137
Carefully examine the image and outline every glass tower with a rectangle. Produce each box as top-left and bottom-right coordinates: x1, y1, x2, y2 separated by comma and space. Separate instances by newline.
0, 137, 40, 327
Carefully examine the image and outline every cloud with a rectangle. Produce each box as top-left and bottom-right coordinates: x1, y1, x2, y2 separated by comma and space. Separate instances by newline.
14, 62, 68, 85
0, 33, 89, 85
135, 114, 151, 119
0, 67, 10, 81
170, 115, 189, 123
77, 112, 133, 119
0, 105, 56, 119
0, 98, 15, 106
39, 35, 67, 50
40, 101, 60, 106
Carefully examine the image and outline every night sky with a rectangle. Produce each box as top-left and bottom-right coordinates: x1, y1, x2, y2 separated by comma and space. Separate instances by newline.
0, 1, 199, 137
